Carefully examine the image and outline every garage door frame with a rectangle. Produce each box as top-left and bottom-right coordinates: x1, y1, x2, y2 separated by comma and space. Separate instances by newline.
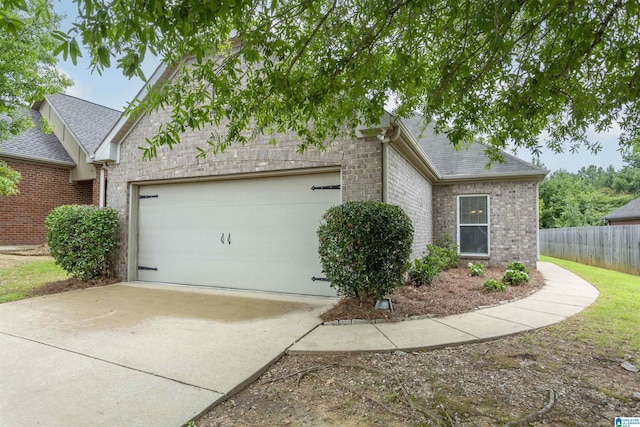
126, 167, 342, 284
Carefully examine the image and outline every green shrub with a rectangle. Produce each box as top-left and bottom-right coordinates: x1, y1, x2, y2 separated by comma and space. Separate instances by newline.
408, 258, 440, 287
317, 200, 413, 302
425, 234, 459, 271
46, 205, 119, 280
483, 278, 508, 292
503, 269, 529, 286
506, 260, 529, 274
468, 262, 486, 277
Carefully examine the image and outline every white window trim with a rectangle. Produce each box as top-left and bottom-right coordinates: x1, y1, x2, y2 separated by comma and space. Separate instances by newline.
457, 194, 490, 257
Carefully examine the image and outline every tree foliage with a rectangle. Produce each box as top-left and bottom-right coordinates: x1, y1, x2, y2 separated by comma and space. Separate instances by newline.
0, 160, 21, 196
0, 0, 72, 196
0, 0, 72, 141
539, 154, 640, 228
57, 0, 640, 161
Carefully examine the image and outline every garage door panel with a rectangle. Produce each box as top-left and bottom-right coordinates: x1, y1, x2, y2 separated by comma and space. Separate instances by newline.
136, 172, 340, 296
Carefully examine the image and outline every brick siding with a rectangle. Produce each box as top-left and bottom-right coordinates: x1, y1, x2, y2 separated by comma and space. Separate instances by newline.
107, 114, 383, 278
432, 180, 539, 268
0, 159, 95, 245
386, 144, 433, 259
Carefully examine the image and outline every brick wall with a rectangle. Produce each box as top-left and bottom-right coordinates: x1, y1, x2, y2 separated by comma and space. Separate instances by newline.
0, 159, 95, 245
107, 114, 383, 278
432, 180, 540, 268
386, 144, 433, 259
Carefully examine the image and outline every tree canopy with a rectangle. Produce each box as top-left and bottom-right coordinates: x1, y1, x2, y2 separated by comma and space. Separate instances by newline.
0, 0, 72, 196
0, 0, 71, 141
55, 0, 640, 161
539, 153, 640, 228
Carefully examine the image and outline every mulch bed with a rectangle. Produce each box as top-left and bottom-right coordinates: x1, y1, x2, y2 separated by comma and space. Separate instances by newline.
320, 266, 545, 322
30, 276, 121, 297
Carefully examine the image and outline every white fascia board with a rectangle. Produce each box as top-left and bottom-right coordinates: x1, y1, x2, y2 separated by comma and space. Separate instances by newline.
93, 62, 170, 163
0, 152, 75, 167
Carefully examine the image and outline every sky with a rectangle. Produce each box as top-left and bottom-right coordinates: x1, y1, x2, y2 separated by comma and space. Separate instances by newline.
53, 2, 626, 174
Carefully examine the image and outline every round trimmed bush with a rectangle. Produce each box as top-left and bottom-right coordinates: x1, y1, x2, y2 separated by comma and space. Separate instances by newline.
46, 205, 119, 280
317, 200, 414, 302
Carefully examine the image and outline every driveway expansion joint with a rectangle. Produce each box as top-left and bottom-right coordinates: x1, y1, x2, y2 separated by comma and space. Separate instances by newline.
0, 330, 223, 394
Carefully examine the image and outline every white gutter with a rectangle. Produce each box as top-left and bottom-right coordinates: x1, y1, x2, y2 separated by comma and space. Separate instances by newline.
0, 152, 75, 167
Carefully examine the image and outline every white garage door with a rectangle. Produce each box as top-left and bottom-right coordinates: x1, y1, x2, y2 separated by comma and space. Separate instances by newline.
136, 171, 340, 296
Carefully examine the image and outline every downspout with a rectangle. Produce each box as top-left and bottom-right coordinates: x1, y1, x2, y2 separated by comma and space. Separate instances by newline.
536, 182, 540, 262
99, 163, 108, 208
380, 125, 401, 203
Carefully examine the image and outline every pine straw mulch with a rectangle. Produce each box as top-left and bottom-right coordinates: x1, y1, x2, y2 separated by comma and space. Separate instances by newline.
30, 276, 121, 297
320, 266, 545, 323
0, 244, 51, 256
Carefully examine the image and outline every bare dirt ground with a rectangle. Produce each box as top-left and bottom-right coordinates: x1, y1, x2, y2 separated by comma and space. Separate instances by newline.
198, 329, 639, 427
198, 267, 639, 426
321, 267, 544, 322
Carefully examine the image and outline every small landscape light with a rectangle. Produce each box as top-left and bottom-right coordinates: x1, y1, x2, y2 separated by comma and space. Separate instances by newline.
375, 298, 393, 313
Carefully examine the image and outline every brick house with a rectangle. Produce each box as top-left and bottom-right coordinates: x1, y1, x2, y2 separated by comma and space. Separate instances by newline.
604, 197, 640, 225
92, 63, 548, 297
0, 94, 121, 246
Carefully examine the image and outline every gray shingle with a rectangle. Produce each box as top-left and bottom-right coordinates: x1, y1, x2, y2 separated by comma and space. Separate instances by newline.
401, 115, 547, 179
0, 109, 73, 164
46, 94, 122, 154
604, 197, 640, 221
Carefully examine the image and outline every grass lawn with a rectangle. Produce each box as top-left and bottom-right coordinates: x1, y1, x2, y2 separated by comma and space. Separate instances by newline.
0, 257, 69, 303
541, 255, 640, 356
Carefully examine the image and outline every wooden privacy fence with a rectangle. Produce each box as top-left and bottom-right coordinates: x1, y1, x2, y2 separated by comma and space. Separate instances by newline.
540, 225, 640, 275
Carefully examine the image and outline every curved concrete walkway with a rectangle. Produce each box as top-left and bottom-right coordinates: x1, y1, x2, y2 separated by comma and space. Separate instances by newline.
290, 261, 599, 353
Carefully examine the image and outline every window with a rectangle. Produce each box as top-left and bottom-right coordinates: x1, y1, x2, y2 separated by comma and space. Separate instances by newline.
458, 195, 489, 256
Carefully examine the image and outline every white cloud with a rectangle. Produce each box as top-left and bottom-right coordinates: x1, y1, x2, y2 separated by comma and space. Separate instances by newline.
65, 80, 95, 100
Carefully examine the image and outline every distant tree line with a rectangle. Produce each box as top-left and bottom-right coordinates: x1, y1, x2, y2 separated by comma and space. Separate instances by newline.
539, 153, 640, 229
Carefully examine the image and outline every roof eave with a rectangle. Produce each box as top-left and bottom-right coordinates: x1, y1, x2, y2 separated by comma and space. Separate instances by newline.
0, 152, 75, 167
435, 170, 549, 185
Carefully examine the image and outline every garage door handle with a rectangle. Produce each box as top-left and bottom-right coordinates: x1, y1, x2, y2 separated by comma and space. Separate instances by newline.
220, 233, 225, 244
227, 233, 231, 244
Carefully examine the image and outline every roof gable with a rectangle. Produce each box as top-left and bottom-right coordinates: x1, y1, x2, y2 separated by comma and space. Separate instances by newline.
0, 109, 74, 165
46, 94, 122, 155
604, 197, 640, 221
401, 115, 547, 181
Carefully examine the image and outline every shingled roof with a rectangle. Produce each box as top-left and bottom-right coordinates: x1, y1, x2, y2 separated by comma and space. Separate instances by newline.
46, 94, 122, 155
604, 197, 640, 221
0, 109, 74, 165
401, 115, 547, 181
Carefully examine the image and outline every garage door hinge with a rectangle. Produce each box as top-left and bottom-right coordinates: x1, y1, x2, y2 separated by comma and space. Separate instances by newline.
311, 185, 340, 191
311, 276, 329, 282
139, 194, 159, 199
138, 266, 158, 271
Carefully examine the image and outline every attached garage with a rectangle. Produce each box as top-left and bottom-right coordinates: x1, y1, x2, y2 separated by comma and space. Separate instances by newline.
132, 170, 340, 297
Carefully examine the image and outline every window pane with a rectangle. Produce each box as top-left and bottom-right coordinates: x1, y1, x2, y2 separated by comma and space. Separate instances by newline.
460, 226, 488, 254
459, 196, 487, 224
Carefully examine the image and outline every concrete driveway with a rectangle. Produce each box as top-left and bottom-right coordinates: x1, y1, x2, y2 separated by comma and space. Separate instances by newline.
0, 283, 333, 426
